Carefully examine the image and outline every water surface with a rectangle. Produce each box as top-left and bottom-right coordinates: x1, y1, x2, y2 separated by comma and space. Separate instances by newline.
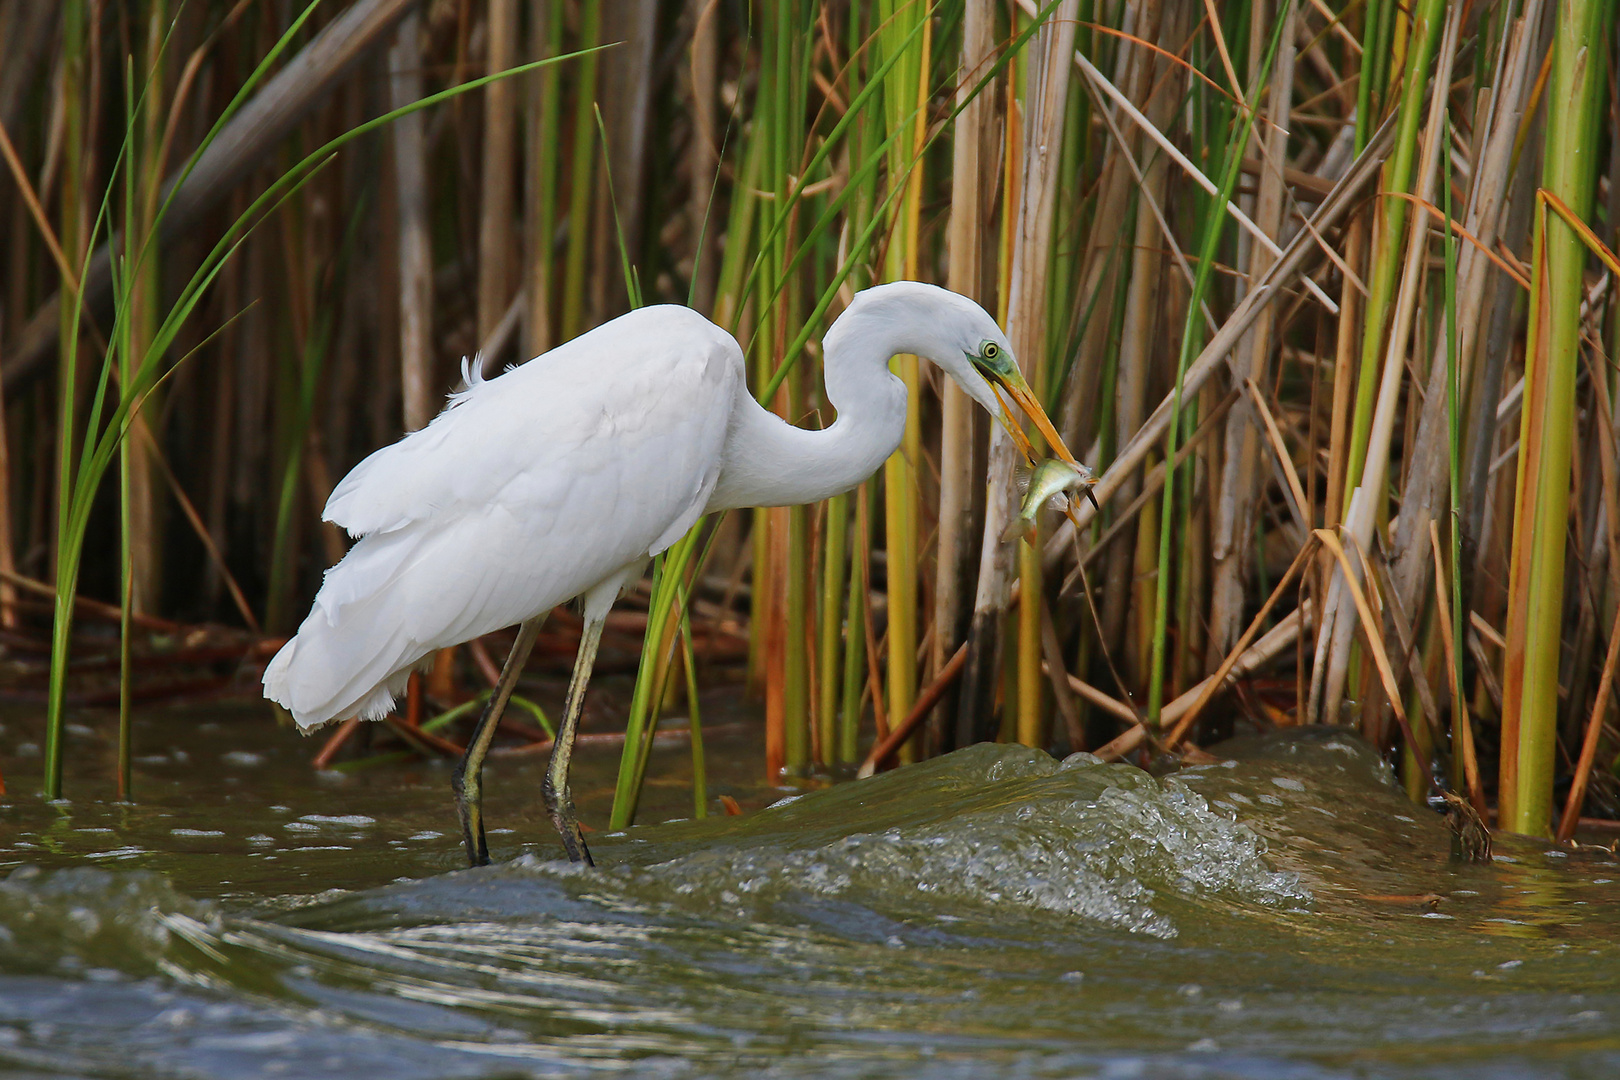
2, 705, 1617, 1078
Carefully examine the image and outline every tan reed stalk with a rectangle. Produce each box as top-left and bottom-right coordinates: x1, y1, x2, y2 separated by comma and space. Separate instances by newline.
1097, 0, 1167, 681
1207, 0, 1296, 668
1309, 0, 1457, 730
1007, 1, 1081, 746
479, 0, 517, 348
389, 12, 433, 430
931, 0, 994, 752
685, 0, 720, 314
956, 28, 1024, 748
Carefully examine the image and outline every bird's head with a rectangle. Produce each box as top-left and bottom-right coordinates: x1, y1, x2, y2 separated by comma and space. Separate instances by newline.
858, 281, 1078, 470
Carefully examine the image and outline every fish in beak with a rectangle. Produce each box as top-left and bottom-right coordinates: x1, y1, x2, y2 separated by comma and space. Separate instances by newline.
987, 372, 1102, 513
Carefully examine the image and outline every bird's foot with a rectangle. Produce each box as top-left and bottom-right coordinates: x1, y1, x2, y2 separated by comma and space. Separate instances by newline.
451, 769, 491, 867
549, 805, 594, 867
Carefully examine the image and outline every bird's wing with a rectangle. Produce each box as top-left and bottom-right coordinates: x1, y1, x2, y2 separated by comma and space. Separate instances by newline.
267, 308, 743, 727
324, 306, 740, 545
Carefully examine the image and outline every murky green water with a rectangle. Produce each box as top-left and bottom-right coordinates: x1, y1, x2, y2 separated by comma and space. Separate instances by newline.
2, 703, 1618, 1078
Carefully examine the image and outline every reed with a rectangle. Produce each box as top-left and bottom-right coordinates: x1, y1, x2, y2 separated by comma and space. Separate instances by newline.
21, 1, 591, 798
876, 0, 928, 765
1500, 1, 1613, 837
1151, 4, 1287, 726
5, 0, 1620, 845
932, 0, 992, 754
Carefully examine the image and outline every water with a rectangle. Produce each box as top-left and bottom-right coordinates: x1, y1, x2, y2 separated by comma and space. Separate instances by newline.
2, 705, 1618, 1078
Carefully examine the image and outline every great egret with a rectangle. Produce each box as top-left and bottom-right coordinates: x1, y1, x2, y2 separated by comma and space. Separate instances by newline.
263, 281, 1087, 867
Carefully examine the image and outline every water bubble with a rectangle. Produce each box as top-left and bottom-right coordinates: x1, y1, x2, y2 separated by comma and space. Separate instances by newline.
66, 906, 101, 937
299, 814, 375, 827
155, 1007, 194, 1029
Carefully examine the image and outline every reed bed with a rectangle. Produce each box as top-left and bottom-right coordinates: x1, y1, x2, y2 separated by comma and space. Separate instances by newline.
1, 0, 1617, 841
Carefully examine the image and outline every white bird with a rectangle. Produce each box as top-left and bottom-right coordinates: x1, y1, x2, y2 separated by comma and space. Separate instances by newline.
262, 281, 1087, 867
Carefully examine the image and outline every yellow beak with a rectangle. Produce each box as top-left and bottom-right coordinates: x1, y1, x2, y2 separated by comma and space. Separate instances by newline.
989, 370, 1070, 464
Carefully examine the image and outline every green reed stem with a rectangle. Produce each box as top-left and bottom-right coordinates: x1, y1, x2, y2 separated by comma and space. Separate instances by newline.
1499, 0, 1612, 836
561, 0, 600, 340
680, 606, 707, 817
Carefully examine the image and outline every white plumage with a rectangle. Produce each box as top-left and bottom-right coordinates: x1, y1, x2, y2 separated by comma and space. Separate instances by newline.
261, 281, 1081, 866
264, 304, 740, 729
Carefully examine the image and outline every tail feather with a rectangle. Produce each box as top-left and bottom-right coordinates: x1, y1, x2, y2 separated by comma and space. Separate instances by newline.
262, 616, 418, 732
263, 534, 430, 731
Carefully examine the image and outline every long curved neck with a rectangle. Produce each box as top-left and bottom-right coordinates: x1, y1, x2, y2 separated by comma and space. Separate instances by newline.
709, 325, 910, 511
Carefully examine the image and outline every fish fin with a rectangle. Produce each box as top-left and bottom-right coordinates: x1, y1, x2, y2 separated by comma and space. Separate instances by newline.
1000, 516, 1035, 545
1013, 461, 1035, 496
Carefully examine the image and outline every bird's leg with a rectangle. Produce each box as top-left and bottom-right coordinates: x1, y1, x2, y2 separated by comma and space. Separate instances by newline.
544, 610, 605, 866
452, 616, 545, 867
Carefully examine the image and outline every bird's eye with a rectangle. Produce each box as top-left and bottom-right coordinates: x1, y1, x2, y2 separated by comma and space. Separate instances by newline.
982, 342, 1000, 360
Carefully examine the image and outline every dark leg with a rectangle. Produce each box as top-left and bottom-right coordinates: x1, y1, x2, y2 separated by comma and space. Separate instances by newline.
453, 616, 544, 866
543, 610, 605, 866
